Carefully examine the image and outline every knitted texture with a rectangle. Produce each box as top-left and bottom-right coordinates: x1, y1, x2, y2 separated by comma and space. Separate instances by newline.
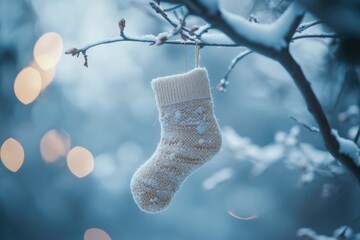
130, 68, 222, 213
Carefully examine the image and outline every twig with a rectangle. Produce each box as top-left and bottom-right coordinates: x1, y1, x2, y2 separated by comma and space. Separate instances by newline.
354, 127, 360, 144
290, 116, 320, 133
149, 1, 176, 27
163, 4, 184, 12
66, 33, 338, 61
195, 24, 212, 37
149, 1, 197, 39
296, 20, 323, 33
217, 49, 253, 92
292, 33, 338, 41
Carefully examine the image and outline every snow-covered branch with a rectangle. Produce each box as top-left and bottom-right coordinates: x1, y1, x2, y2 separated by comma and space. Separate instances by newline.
65, 32, 336, 67
219, 2, 304, 52
222, 126, 344, 184
168, 0, 360, 181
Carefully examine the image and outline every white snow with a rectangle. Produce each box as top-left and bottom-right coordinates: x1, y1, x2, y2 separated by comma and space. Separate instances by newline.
332, 129, 360, 166
139, 34, 157, 41
198, 139, 205, 144
219, 2, 304, 50
348, 126, 359, 139
155, 32, 169, 45
223, 126, 343, 181
200, 33, 234, 45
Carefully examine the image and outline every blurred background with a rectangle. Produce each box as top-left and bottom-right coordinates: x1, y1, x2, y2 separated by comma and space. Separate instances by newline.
0, 0, 359, 239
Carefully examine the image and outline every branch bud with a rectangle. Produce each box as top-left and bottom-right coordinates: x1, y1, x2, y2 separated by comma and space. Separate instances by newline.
216, 79, 228, 92
65, 48, 78, 56
249, 14, 259, 23
190, 25, 199, 33
118, 19, 126, 35
156, 32, 168, 46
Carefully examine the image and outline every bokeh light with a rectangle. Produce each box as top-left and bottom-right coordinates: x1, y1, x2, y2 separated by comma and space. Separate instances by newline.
33, 32, 63, 70
67, 146, 94, 178
40, 129, 71, 163
0, 138, 25, 172
31, 61, 57, 90
84, 228, 111, 240
14, 67, 42, 105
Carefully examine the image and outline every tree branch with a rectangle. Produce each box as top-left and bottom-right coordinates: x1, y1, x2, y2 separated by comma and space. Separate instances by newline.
173, 0, 360, 182
355, 127, 360, 144
65, 33, 337, 61
278, 51, 360, 182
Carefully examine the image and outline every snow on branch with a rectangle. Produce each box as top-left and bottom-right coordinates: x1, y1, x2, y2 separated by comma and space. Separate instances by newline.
222, 126, 344, 184
219, 2, 305, 52
332, 130, 360, 166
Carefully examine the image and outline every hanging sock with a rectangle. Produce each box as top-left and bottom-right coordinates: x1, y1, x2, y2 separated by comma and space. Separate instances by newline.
130, 68, 222, 213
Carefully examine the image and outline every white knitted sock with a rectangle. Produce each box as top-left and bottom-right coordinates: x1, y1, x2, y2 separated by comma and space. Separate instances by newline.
130, 68, 222, 213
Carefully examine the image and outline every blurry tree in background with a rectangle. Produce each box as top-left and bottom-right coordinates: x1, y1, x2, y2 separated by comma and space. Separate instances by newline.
1, 0, 360, 239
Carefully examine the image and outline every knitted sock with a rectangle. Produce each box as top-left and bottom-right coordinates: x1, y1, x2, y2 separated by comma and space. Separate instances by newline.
130, 68, 222, 213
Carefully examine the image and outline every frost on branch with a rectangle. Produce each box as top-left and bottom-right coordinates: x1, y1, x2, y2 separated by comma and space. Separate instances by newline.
332, 129, 360, 166
219, 2, 304, 51
223, 126, 345, 184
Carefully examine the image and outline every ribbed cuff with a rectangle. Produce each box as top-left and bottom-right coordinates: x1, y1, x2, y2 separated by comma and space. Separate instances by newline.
151, 68, 211, 106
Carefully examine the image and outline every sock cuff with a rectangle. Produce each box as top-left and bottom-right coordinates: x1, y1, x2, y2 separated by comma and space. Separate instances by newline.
151, 68, 211, 106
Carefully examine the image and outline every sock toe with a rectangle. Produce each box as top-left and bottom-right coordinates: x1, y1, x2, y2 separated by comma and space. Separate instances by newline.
130, 168, 173, 213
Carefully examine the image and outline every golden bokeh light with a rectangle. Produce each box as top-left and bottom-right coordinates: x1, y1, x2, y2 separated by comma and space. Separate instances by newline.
40, 129, 71, 163
84, 228, 111, 240
67, 146, 94, 178
14, 67, 42, 105
31, 61, 57, 90
33, 32, 63, 70
0, 138, 25, 172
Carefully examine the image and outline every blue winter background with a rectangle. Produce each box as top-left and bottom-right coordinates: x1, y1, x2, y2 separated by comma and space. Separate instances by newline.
1, 0, 360, 239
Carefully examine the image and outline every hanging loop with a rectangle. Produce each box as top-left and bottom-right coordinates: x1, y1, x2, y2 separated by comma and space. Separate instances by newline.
195, 41, 200, 68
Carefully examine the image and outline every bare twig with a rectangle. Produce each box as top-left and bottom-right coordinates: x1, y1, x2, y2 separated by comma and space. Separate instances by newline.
290, 116, 320, 133
149, 0, 197, 39
163, 4, 184, 12
354, 127, 360, 144
217, 49, 253, 92
296, 20, 322, 33
195, 24, 212, 37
